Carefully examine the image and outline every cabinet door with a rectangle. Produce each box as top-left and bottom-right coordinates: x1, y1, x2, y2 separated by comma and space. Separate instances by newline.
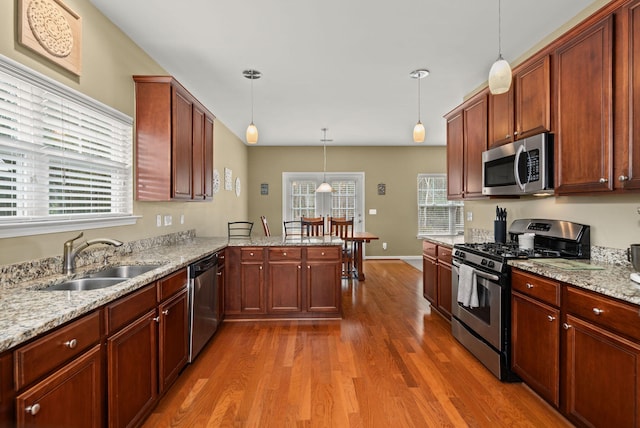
436, 263, 452, 320
107, 310, 158, 428
422, 255, 437, 306
488, 88, 514, 147
306, 261, 341, 313
192, 105, 205, 200
268, 261, 302, 313
445, 109, 464, 200
511, 292, 560, 406
515, 55, 551, 139
158, 288, 189, 394
171, 87, 193, 199
463, 91, 488, 199
241, 262, 265, 314
555, 17, 613, 194
217, 256, 225, 323
16, 345, 102, 428
563, 314, 640, 427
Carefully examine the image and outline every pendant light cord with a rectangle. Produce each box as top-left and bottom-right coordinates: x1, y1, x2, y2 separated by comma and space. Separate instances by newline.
498, 0, 503, 59
250, 76, 254, 123
417, 75, 421, 122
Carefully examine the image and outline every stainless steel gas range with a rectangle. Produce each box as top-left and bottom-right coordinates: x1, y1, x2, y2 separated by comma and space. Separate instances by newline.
451, 219, 590, 381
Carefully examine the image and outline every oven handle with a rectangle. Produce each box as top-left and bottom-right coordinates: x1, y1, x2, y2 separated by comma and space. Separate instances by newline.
452, 260, 500, 282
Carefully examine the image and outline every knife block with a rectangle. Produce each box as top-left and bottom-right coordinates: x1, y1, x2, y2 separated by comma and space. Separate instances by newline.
494, 220, 506, 244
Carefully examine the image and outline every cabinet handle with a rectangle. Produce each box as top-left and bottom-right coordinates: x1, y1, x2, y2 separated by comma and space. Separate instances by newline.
321, 252, 325, 256
259, 266, 263, 270
283, 252, 287, 256
592, 308, 604, 315
547, 315, 556, 322
599, 178, 608, 183
505, 134, 510, 139
153, 316, 160, 323
298, 265, 301, 269
64, 339, 77, 349
526, 283, 534, 289
619, 175, 629, 182
217, 272, 222, 276
562, 323, 572, 330
250, 252, 254, 256
25, 403, 40, 416
162, 309, 169, 316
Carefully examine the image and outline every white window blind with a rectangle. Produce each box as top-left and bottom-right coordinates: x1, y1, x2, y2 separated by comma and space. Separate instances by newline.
417, 174, 463, 236
329, 179, 356, 219
0, 55, 134, 237
290, 180, 317, 219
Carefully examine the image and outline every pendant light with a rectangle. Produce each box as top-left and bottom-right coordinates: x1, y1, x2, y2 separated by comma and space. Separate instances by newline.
243, 69, 261, 144
488, 0, 512, 94
410, 69, 429, 143
316, 128, 333, 193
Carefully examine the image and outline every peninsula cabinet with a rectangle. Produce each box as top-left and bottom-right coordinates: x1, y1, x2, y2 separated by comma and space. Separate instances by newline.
554, 16, 614, 194
133, 75, 215, 201
445, 89, 488, 200
268, 247, 303, 313
306, 247, 341, 314
488, 55, 551, 148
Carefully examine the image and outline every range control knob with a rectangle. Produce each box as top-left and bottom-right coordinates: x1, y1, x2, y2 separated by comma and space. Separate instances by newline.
481, 259, 488, 266
488, 261, 495, 268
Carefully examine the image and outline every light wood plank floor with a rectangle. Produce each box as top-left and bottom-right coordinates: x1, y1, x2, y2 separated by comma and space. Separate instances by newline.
143, 260, 572, 427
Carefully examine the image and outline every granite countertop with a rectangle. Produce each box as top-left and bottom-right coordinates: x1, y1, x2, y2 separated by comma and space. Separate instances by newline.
0, 236, 342, 353
422, 235, 466, 248
509, 259, 640, 306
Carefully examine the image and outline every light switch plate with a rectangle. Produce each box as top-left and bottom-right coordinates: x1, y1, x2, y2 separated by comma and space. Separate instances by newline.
369, 209, 377, 215
164, 215, 172, 226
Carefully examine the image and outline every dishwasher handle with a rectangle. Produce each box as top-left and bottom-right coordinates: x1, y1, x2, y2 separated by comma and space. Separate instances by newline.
191, 253, 219, 277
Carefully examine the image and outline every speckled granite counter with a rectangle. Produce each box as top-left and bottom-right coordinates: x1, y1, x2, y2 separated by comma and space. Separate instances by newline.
422, 235, 465, 248
509, 259, 640, 306
0, 235, 342, 353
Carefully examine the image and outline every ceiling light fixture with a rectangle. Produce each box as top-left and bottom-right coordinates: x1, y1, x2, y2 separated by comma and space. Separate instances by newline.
316, 127, 333, 193
243, 69, 261, 144
488, 0, 512, 94
410, 69, 429, 143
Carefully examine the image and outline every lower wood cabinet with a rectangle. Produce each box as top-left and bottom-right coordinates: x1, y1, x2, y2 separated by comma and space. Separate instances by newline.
158, 288, 189, 395
436, 246, 453, 321
306, 247, 341, 314
422, 241, 437, 306
268, 248, 302, 313
422, 241, 453, 321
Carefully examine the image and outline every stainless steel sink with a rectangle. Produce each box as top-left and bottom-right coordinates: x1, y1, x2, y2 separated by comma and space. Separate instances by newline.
87, 264, 160, 278
46, 278, 126, 291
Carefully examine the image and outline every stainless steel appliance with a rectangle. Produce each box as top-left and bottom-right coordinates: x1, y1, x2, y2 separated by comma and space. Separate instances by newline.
451, 219, 590, 381
188, 252, 221, 362
482, 133, 554, 196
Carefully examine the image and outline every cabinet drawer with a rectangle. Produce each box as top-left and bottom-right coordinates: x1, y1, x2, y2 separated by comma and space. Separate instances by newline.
512, 269, 560, 307
14, 310, 101, 390
437, 246, 452, 264
241, 248, 264, 262
158, 267, 188, 301
307, 247, 340, 261
423, 241, 437, 258
105, 283, 156, 335
564, 286, 640, 341
269, 247, 302, 261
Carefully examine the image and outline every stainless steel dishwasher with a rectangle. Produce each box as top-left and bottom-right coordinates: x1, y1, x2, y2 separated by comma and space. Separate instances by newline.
188, 252, 220, 362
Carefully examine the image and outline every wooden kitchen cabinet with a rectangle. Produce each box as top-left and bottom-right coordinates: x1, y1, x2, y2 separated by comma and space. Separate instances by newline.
0, 352, 14, 427
217, 250, 225, 324
268, 247, 303, 313
554, 16, 614, 194
511, 269, 561, 407
488, 85, 514, 148
422, 240, 453, 321
133, 75, 215, 201
422, 240, 437, 306
445, 89, 488, 200
157, 288, 189, 394
306, 247, 341, 314
240, 248, 266, 314
436, 246, 452, 320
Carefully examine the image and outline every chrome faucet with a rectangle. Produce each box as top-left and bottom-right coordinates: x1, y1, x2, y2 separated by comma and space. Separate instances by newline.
62, 232, 123, 274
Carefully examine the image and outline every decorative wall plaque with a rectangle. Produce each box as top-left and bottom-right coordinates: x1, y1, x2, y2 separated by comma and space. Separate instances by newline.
18, 0, 82, 76
224, 168, 232, 191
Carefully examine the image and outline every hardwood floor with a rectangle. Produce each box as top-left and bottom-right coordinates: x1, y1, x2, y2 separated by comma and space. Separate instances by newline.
143, 260, 571, 427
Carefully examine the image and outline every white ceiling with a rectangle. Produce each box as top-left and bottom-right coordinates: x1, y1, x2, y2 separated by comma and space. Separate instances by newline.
90, 0, 598, 147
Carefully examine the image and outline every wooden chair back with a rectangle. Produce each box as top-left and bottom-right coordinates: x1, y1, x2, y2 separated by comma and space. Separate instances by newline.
301, 216, 325, 236
329, 217, 355, 278
228, 221, 253, 238
260, 216, 270, 236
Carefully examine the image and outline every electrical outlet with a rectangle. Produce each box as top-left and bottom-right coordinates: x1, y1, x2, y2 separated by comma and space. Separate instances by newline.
180, 214, 185, 225
156, 214, 162, 227
164, 215, 172, 226
466, 211, 473, 221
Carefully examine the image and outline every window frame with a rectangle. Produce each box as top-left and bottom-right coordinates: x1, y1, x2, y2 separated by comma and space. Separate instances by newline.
417, 173, 464, 237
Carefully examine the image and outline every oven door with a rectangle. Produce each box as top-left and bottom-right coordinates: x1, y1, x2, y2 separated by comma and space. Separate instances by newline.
451, 260, 502, 350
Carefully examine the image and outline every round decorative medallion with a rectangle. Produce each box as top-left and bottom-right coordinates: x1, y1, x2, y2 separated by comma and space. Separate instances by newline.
212, 169, 221, 194
27, 0, 74, 58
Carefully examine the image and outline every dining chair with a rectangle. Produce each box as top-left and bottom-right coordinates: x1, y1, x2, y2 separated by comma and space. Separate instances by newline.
228, 221, 253, 238
301, 216, 325, 236
283, 220, 303, 238
329, 217, 355, 278
260, 216, 271, 236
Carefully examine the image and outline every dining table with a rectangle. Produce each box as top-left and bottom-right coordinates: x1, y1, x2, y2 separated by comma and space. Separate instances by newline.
348, 232, 379, 281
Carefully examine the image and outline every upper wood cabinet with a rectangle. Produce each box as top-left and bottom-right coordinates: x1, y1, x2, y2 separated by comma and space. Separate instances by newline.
554, 17, 614, 194
445, 89, 488, 200
133, 76, 215, 201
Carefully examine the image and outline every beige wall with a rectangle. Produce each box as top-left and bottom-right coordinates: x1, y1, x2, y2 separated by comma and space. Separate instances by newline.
0, 0, 248, 265
248, 146, 447, 257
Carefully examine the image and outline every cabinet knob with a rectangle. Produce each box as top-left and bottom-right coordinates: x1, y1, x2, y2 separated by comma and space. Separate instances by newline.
283, 252, 287, 256
250, 252, 254, 256
619, 175, 629, 182
592, 307, 604, 315
562, 323, 572, 330
526, 283, 534, 289
513, 131, 518, 136
217, 272, 222, 276
505, 134, 510, 139
298, 265, 301, 269
64, 339, 77, 349
162, 309, 169, 316
153, 316, 160, 323
599, 178, 608, 183
259, 266, 263, 270
547, 315, 556, 322
25, 403, 40, 416
321, 252, 325, 256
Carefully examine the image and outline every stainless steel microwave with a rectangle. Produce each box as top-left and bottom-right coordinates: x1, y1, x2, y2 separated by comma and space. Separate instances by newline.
481, 133, 554, 196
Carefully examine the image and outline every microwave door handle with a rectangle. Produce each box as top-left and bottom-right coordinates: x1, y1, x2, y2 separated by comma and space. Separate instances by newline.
514, 144, 527, 191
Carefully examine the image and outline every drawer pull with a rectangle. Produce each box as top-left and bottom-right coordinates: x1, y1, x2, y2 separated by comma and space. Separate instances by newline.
298, 265, 301, 269
321, 252, 325, 256
592, 308, 604, 315
599, 177, 608, 184
162, 309, 169, 316
526, 283, 534, 289
64, 339, 77, 349
250, 252, 254, 256
153, 316, 160, 323
563, 323, 572, 330
259, 266, 263, 270
25, 403, 40, 416
547, 315, 556, 322
283, 252, 287, 256
217, 272, 222, 276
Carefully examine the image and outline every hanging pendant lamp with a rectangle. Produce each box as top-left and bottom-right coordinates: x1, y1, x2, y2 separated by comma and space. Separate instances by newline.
243, 69, 261, 144
488, 0, 512, 94
410, 69, 429, 143
316, 128, 333, 193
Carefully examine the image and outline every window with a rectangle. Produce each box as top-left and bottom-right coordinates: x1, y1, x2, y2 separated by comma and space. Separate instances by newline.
0, 55, 135, 238
417, 174, 463, 236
